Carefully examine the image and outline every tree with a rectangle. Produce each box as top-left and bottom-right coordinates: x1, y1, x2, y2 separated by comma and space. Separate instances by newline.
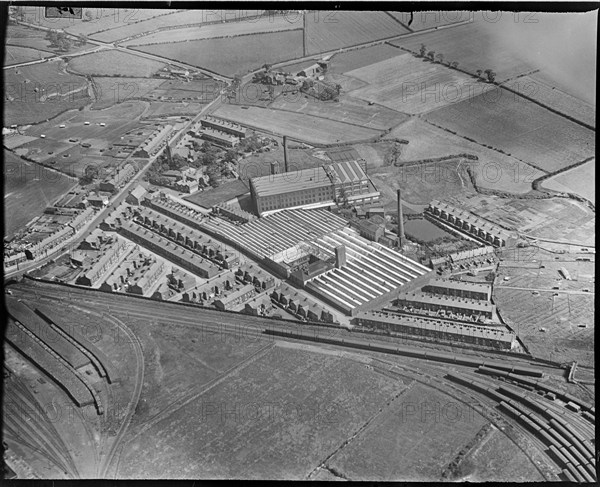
436, 53, 444, 64
384, 142, 403, 167
223, 149, 238, 164
476, 69, 483, 79
484, 69, 496, 83
335, 84, 342, 96
57, 36, 71, 52
78, 34, 88, 46
84, 10, 93, 22
427, 51, 435, 61
419, 44, 427, 57
450, 61, 459, 69
262, 63, 272, 72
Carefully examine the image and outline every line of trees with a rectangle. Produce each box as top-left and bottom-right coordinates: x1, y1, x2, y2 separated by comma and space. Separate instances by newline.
419, 44, 496, 81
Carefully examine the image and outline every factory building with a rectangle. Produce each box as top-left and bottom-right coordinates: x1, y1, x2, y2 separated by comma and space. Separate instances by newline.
353, 311, 516, 350
426, 200, 517, 247
249, 160, 380, 216
76, 237, 128, 287
422, 278, 492, 301
119, 221, 220, 279
200, 128, 239, 147
396, 292, 495, 319
213, 202, 257, 223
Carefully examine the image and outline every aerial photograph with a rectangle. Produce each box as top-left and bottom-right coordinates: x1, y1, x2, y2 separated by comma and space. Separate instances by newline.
2, 5, 596, 481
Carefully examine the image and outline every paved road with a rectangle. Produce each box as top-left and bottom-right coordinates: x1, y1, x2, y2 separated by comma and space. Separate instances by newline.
495, 285, 594, 295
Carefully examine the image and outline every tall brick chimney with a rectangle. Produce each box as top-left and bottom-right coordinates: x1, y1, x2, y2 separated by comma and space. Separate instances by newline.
397, 188, 404, 249
283, 136, 289, 172
270, 161, 279, 175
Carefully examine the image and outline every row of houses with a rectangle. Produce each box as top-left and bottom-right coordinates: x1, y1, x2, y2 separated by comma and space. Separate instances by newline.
396, 291, 495, 320
99, 251, 165, 296
98, 163, 137, 194
76, 236, 128, 287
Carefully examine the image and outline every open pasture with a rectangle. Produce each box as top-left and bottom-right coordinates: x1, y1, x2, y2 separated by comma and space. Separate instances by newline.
384, 118, 545, 194
141, 101, 206, 119
513, 74, 596, 128
6, 23, 95, 56
494, 288, 594, 367
327, 383, 489, 481
304, 11, 410, 55
4, 45, 49, 66
116, 345, 407, 479
147, 78, 223, 103
91, 77, 165, 108
133, 30, 304, 77
269, 91, 410, 131
214, 104, 382, 145
20, 7, 175, 37
68, 50, 167, 77
92, 9, 264, 42
328, 43, 404, 74
346, 53, 492, 114
124, 14, 299, 46
386, 11, 472, 31
389, 21, 533, 82
424, 88, 596, 173
4, 150, 76, 239
542, 159, 595, 204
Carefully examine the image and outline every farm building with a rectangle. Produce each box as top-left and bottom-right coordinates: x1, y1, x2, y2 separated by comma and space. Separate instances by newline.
76, 237, 128, 287
119, 220, 221, 279
426, 201, 517, 247
353, 310, 516, 350
396, 291, 496, 319
422, 278, 492, 301
201, 116, 246, 138
126, 185, 148, 206
249, 160, 380, 216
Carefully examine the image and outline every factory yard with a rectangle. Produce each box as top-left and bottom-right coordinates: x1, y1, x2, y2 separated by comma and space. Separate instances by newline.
214, 105, 383, 145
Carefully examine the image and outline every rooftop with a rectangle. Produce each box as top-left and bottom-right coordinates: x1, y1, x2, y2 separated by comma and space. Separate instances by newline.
251, 166, 332, 197
324, 160, 368, 184
428, 278, 492, 292
398, 291, 494, 312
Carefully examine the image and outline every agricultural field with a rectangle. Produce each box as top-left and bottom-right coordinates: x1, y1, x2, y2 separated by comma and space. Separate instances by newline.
494, 287, 594, 367
512, 74, 595, 128
92, 9, 264, 42
68, 50, 167, 77
424, 88, 596, 173
133, 30, 304, 77
140, 101, 206, 119
345, 52, 493, 114
269, 91, 410, 131
91, 77, 165, 109
384, 118, 545, 194
6, 23, 95, 57
387, 11, 473, 32
327, 43, 405, 74
304, 11, 410, 55
389, 21, 534, 82
327, 383, 489, 481
116, 344, 408, 479
124, 14, 300, 46
455, 194, 596, 245
542, 159, 596, 204
213, 105, 382, 145
146, 78, 223, 104
4, 61, 90, 125
4, 150, 77, 240
19, 7, 175, 37
4, 45, 49, 66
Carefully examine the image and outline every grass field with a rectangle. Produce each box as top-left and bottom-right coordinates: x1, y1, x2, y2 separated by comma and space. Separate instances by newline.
124, 15, 300, 46
269, 92, 409, 131
147, 78, 223, 103
117, 344, 408, 479
389, 21, 533, 82
92, 9, 264, 42
91, 77, 165, 108
4, 150, 77, 239
345, 52, 494, 114
455, 194, 595, 245
328, 43, 405, 74
4, 61, 90, 125
20, 7, 175, 37
424, 88, 596, 173
4, 45, 50, 66
386, 11, 472, 31
304, 11, 410, 55
141, 101, 206, 118
494, 287, 594, 367
214, 104, 382, 145
68, 50, 167, 77
133, 30, 304, 77
237, 145, 327, 181
512, 74, 596, 128
542, 159, 595, 203
383, 118, 545, 194
6, 23, 95, 56
327, 383, 488, 481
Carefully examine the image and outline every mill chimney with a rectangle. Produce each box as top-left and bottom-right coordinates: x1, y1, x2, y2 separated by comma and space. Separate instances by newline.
397, 188, 405, 249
